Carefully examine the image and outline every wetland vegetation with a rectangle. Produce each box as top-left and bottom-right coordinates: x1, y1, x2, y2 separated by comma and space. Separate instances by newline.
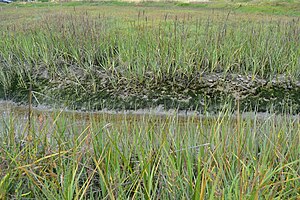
0, 1, 299, 112
0, 1, 299, 199
1, 102, 300, 199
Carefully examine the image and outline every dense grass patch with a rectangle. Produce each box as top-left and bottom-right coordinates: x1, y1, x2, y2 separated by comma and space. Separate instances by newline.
0, 2, 300, 199
0, 108, 299, 199
0, 5, 299, 111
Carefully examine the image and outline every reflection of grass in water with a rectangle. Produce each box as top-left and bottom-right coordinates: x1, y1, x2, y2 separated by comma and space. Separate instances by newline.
0, 108, 299, 198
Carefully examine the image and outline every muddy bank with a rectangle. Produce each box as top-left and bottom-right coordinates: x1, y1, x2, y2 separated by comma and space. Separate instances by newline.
1, 100, 299, 122
1, 71, 300, 113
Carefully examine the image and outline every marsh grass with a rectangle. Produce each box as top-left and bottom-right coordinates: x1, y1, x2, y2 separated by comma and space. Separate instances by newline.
0, 108, 299, 199
0, 4, 299, 198
0, 8, 299, 110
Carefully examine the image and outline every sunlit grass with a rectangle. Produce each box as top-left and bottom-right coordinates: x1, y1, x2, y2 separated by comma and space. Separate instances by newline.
0, 109, 299, 199
0, 3, 299, 198
0, 5, 299, 110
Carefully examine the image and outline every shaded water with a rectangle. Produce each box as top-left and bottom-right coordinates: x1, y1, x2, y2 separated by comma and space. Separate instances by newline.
1, 100, 299, 127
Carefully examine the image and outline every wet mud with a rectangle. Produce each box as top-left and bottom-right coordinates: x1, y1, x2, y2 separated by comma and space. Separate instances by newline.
1, 72, 299, 113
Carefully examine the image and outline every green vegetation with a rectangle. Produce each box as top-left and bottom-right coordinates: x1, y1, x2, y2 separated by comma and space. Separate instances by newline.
0, 3, 299, 111
0, 2, 299, 199
1, 108, 299, 199
2, 0, 300, 16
